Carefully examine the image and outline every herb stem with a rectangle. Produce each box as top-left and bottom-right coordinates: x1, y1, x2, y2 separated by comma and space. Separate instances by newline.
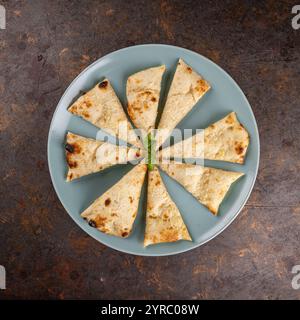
147, 133, 155, 171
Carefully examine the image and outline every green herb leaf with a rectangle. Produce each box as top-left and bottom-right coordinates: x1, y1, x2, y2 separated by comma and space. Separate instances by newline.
147, 133, 155, 171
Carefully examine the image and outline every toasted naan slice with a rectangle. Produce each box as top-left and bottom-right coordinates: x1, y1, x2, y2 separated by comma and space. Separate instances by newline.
144, 167, 191, 246
127, 65, 165, 134
81, 164, 147, 238
156, 59, 210, 148
160, 162, 243, 215
159, 112, 249, 164
68, 79, 141, 148
65, 132, 143, 181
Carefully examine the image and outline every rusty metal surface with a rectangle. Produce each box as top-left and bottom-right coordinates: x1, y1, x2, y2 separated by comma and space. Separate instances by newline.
0, 0, 300, 299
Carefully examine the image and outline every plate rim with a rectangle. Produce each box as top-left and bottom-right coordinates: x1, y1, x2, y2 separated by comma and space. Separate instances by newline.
47, 44, 260, 256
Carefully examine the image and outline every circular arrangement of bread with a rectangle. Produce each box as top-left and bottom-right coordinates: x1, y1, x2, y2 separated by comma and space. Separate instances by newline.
65, 58, 249, 247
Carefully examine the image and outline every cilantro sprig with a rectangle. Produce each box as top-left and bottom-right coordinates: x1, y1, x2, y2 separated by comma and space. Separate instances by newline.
144, 133, 156, 171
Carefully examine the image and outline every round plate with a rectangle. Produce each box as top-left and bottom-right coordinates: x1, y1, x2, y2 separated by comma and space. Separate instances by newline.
48, 44, 260, 256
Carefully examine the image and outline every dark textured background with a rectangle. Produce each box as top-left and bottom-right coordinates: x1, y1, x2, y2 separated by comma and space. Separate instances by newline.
0, 0, 300, 299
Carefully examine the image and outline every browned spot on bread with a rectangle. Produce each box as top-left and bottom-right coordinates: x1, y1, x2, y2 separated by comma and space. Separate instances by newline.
65, 143, 74, 153
99, 80, 108, 89
234, 142, 244, 154
186, 66, 192, 73
88, 220, 97, 227
69, 104, 78, 112
159, 229, 179, 242
111, 213, 118, 217
207, 204, 217, 215
129, 196, 133, 203
67, 158, 77, 168
74, 143, 81, 153
225, 114, 234, 124
82, 111, 90, 118
163, 213, 169, 221
155, 180, 160, 186
68, 173, 73, 180
104, 198, 111, 206
85, 100, 92, 108
151, 235, 158, 243
128, 104, 137, 120
195, 79, 209, 94
135, 151, 140, 158
115, 156, 119, 161
235, 146, 244, 154
151, 96, 157, 102
66, 142, 81, 154
94, 216, 107, 227
122, 231, 129, 237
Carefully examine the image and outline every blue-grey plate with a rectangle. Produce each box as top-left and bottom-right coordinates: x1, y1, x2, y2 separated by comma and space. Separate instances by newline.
47, 44, 259, 256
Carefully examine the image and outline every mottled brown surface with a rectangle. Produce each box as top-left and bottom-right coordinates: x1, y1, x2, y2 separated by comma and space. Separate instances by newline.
0, 0, 300, 299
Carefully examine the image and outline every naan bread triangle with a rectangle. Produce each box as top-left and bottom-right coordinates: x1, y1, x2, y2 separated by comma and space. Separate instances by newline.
68, 79, 142, 148
65, 132, 143, 181
160, 162, 243, 215
127, 65, 165, 135
81, 164, 147, 238
156, 59, 210, 148
159, 112, 249, 163
144, 167, 191, 246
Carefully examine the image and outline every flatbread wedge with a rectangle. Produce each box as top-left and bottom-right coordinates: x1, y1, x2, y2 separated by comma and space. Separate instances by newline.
81, 164, 147, 238
156, 58, 210, 148
65, 132, 143, 181
160, 162, 244, 215
127, 65, 165, 134
159, 112, 249, 164
144, 167, 191, 246
68, 79, 142, 148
